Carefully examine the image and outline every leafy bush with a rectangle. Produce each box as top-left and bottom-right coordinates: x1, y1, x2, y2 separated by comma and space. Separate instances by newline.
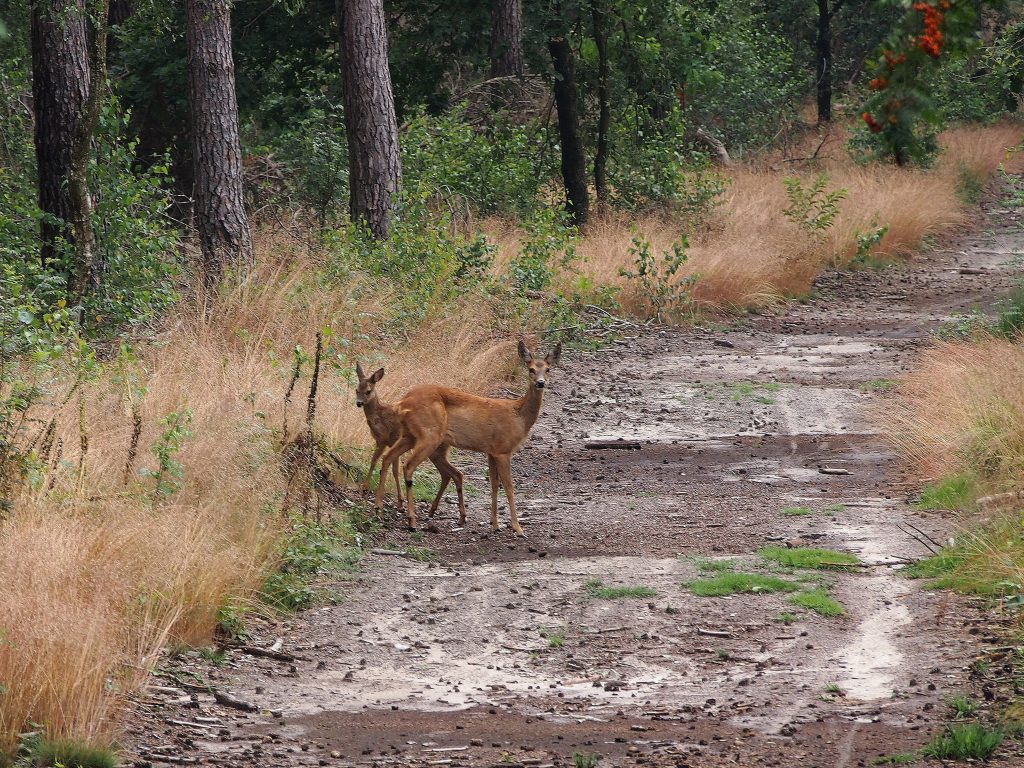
606, 107, 726, 217
507, 208, 578, 294
783, 174, 848, 234
0, 263, 92, 512
687, 3, 804, 152
402, 105, 550, 217
271, 102, 349, 227
619, 234, 698, 322
934, 22, 1024, 123
325, 189, 496, 323
921, 723, 1003, 761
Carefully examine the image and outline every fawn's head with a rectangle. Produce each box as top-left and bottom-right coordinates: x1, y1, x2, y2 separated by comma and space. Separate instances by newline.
518, 340, 562, 390
354, 362, 384, 408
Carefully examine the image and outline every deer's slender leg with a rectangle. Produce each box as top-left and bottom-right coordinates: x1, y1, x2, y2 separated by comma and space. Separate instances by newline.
487, 454, 500, 531
375, 437, 411, 511
495, 454, 524, 537
391, 450, 404, 503
428, 447, 464, 525
365, 444, 384, 493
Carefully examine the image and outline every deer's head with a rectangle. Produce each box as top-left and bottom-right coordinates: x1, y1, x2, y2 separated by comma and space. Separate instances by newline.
518, 340, 562, 390
354, 362, 384, 408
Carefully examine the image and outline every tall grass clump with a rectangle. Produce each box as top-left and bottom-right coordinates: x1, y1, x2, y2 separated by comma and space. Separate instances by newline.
0, 230, 517, 756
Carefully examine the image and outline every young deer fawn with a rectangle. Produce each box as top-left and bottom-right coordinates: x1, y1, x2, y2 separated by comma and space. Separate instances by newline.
355, 363, 464, 515
375, 340, 561, 535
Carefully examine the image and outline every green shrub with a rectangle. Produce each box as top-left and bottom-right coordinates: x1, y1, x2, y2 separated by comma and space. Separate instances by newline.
783, 174, 847, 235
402, 105, 550, 217
687, 572, 799, 597
23, 736, 118, 768
790, 589, 846, 617
921, 723, 1003, 761
606, 107, 725, 217
759, 546, 860, 570
619, 234, 698, 322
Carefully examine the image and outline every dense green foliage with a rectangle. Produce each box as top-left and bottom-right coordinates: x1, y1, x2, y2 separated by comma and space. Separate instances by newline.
1, 0, 1022, 342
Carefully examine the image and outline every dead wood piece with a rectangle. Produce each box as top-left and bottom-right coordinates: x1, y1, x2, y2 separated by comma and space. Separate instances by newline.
695, 127, 732, 167
213, 690, 258, 712
696, 627, 733, 638
370, 547, 409, 556
237, 644, 304, 663
818, 467, 852, 475
585, 440, 642, 450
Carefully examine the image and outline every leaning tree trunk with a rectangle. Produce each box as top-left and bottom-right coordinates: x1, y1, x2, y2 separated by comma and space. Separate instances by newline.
548, 35, 589, 227
336, 0, 402, 240
591, 1, 611, 207
816, 0, 834, 124
490, 0, 524, 77
30, 0, 90, 269
185, 0, 252, 287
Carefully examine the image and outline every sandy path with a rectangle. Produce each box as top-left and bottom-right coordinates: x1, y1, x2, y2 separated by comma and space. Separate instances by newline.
126, 191, 1023, 767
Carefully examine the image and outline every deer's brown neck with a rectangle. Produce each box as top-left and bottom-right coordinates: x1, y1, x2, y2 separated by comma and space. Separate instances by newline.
515, 382, 545, 430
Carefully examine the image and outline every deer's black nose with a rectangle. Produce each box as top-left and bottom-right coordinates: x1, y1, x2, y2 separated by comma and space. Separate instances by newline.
356, 401, 364, 408
536, 381, 545, 389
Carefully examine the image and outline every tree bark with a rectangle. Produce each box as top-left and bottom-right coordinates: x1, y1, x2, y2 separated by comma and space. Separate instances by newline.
548, 35, 589, 227
30, 0, 90, 269
591, 1, 610, 207
68, 0, 110, 302
816, 0, 839, 124
336, 0, 402, 240
490, 0, 524, 77
185, 0, 252, 287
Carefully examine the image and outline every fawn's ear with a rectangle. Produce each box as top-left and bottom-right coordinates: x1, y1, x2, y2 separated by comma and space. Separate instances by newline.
545, 342, 562, 367
355, 361, 365, 380
518, 339, 533, 363
371, 367, 385, 383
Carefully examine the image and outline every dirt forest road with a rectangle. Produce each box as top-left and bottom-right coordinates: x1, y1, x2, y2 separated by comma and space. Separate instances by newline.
129, 189, 1024, 768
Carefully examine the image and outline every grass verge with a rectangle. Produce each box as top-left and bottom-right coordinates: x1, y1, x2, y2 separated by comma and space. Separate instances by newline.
759, 546, 860, 570
790, 589, 846, 617
584, 579, 657, 599
687, 572, 800, 597
920, 723, 1003, 761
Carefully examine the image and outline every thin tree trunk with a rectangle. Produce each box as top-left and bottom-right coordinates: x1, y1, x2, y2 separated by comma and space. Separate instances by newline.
592, 1, 610, 207
336, 0, 402, 240
548, 35, 589, 227
68, 0, 110, 302
185, 0, 252, 287
816, 0, 834, 124
490, 0, 524, 77
30, 0, 90, 269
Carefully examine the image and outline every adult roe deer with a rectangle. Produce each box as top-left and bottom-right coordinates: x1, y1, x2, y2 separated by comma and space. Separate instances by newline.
374, 340, 562, 535
355, 362, 464, 515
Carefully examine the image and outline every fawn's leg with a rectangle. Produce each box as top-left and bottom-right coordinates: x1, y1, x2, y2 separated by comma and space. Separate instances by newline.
364, 444, 384, 492
402, 441, 440, 531
391, 452, 404, 503
374, 438, 410, 512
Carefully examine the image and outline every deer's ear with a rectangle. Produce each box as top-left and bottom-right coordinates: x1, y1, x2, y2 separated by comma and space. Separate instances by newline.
518, 339, 533, 363
371, 367, 385, 383
546, 342, 562, 367
355, 362, 365, 380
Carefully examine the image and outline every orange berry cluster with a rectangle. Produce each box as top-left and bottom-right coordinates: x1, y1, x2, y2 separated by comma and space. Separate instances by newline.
912, 1, 947, 58
861, 111, 883, 133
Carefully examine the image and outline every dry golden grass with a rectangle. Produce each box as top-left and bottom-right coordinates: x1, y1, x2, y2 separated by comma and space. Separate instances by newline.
0, 234, 515, 754
887, 338, 1024, 491
561, 122, 1024, 312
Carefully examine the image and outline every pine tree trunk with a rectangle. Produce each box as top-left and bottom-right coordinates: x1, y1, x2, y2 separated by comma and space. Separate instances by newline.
68, 0, 110, 303
548, 35, 589, 227
185, 0, 252, 287
336, 0, 402, 240
490, 0, 524, 77
30, 0, 90, 269
816, 0, 833, 124
592, 1, 611, 207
